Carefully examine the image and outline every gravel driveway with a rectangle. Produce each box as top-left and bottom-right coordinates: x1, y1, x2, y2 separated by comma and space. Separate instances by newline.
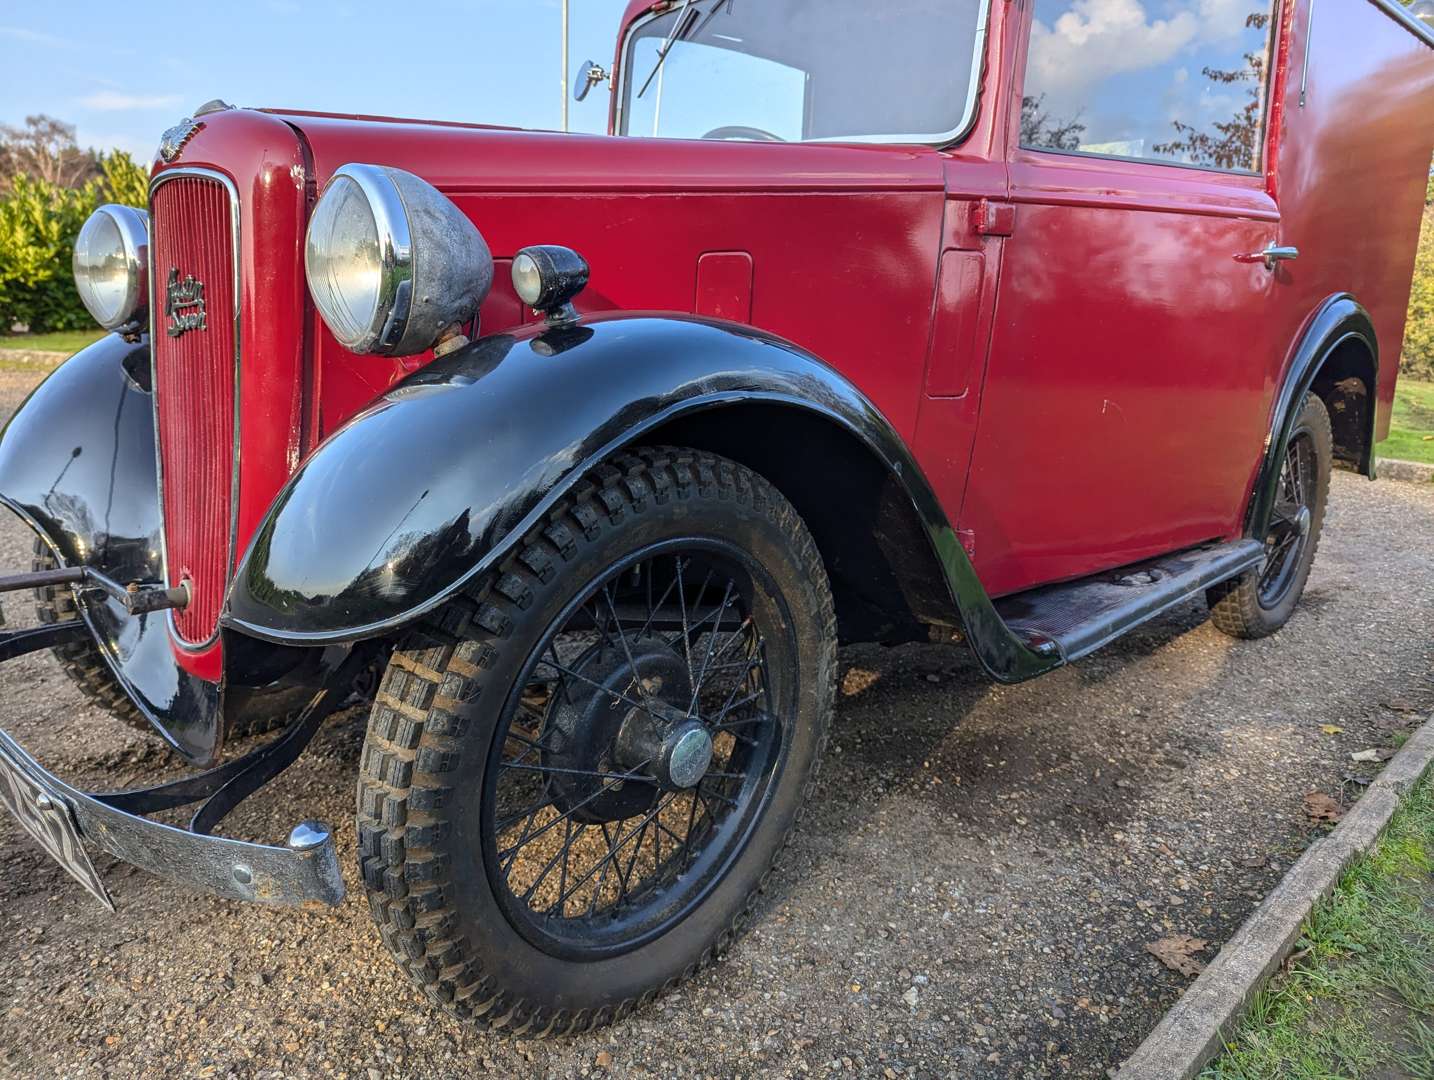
0, 363, 1430, 1079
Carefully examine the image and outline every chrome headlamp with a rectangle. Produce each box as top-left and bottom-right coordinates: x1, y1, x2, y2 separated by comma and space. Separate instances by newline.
73, 204, 150, 331
305, 163, 494, 356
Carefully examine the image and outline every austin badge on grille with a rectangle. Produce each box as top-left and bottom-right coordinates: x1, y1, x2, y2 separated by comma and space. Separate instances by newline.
165, 268, 208, 338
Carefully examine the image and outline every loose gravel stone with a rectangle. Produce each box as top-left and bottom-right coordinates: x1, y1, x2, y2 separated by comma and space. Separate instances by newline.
0, 370, 1429, 1078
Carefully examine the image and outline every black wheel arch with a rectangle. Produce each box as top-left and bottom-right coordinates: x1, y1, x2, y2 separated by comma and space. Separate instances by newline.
630, 403, 951, 647
1250, 293, 1379, 539
0, 332, 228, 762
226, 313, 1060, 684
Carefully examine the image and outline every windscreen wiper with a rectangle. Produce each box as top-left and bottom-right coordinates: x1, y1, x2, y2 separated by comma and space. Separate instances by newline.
637, 0, 730, 98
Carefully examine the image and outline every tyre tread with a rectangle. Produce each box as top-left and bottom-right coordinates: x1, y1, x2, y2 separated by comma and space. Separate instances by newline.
1207, 394, 1333, 639
356, 446, 836, 1036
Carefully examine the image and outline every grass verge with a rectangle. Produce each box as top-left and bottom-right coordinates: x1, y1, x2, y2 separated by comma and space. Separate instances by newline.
0, 329, 106, 355
1200, 774, 1434, 1079
1379, 377, 1434, 467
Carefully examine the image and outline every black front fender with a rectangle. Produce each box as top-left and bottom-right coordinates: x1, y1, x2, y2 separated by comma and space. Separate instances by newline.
0, 334, 222, 762
226, 314, 1060, 683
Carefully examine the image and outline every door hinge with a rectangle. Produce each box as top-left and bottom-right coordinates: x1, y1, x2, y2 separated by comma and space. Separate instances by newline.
971, 199, 1016, 237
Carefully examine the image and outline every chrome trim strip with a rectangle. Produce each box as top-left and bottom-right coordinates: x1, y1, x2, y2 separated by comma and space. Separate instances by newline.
613, 0, 993, 149
1369, 0, 1434, 46
1300, 0, 1316, 107
147, 166, 242, 653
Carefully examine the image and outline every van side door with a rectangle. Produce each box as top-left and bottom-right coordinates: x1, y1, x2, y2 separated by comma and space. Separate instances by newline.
959, 0, 1300, 598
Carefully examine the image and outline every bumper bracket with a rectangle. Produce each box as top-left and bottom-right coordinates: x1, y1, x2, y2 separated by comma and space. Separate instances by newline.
0, 568, 345, 908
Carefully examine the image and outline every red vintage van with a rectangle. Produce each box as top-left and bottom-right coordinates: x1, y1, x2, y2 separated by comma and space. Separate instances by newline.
0, 0, 1431, 1035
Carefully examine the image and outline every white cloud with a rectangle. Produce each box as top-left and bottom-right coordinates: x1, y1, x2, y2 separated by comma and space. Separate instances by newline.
78, 91, 183, 112
0, 25, 67, 47
1028, 0, 1254, 105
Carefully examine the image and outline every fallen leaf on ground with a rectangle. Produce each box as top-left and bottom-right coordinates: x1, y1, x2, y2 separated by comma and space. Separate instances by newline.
595, 1051, 613, 1069
841, 667, 880, 697
1319, 724, 1344, 735
1350, 748, 1394, 763
1385, 698, 1418, 713
1146, 935, 1207, 978
1304, 791, 1344, 823
1374, 712, 1413, 733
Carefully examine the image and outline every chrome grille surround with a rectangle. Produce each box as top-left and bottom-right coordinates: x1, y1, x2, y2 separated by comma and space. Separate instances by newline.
147, 167, 242, 649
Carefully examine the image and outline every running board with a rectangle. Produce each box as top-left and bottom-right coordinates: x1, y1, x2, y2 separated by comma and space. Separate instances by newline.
993, 540, 1264, 663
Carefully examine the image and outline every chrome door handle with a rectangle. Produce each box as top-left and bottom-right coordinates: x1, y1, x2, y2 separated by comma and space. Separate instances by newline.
1237, 243, 1300, 270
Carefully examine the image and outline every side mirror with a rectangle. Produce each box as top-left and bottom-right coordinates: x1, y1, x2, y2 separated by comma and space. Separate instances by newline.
574, 60, 610, 103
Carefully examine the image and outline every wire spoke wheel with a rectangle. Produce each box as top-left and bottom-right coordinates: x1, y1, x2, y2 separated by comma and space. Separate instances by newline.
1207, 394, 1332, 640
483, 539, 793, 959
357, 448, 835, 1033
1258, 430, 1316, 608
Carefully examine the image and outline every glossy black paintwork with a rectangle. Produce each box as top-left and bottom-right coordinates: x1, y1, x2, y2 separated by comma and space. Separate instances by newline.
513, 244, 591, 318
227, 313, 1061, 683
1250, 294, 1378, 539
0, 334, 223, 763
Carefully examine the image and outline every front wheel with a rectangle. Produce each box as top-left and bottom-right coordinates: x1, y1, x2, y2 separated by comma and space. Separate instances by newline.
356, 447, 836, 1034
1207, 393, 1332, 639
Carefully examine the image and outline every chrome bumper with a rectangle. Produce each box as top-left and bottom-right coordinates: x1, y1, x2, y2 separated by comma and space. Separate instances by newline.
0, 729, 344, 908
0, 567, 345, 909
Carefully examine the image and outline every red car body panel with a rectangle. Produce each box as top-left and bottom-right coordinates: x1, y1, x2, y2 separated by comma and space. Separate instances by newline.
148, 110, 309, 680
1277, 0, 1434, 442
146, 0, 1434, 676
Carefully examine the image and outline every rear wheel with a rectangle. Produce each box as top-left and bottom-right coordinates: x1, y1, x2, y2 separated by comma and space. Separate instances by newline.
1207, 393, 1332, 639
356, 447, 836, 1034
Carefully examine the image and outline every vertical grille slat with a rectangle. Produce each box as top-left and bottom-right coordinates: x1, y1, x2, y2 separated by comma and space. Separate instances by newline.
150, 175, 236, 645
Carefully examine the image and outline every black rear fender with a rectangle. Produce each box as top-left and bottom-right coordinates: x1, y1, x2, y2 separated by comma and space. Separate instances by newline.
1250, 294, 1379, 538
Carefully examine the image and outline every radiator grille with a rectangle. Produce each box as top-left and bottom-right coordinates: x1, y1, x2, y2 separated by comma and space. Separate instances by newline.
150, 174, 237, 645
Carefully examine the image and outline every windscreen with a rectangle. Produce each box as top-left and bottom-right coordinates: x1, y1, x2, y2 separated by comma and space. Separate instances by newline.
619, 0, 987, 144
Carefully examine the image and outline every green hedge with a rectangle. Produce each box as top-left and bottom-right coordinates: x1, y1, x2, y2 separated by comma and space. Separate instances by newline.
0, 152, 148, 334
1404, 177, 1434, 380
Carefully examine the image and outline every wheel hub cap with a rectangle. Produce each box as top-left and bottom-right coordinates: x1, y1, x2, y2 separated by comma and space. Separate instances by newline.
541, 635, 691, 824
664, 724, 714, 789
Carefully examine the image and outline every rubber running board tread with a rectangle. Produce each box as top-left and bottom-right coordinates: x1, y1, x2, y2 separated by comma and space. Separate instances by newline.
993, 540, 1264, 662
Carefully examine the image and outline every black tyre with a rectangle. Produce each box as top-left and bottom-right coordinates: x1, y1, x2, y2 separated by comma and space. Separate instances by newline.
1207, 393, 1332, 639
356, 447, 836, 1034
32, 536, 149, 732
31, 537, 294, 739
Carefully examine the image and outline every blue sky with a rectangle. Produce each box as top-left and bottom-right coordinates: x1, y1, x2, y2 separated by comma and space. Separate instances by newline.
0, 1, 633, 158
0, 0, 1281, 168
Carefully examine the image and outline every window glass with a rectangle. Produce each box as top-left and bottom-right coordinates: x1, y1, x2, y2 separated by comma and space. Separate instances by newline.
1022, 0, 1280, 172
624, 39, 808, 142
620, 0, 987, 144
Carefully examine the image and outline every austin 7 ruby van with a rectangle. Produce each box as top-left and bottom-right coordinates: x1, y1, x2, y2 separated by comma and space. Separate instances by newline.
0, 0, 1430, 1036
